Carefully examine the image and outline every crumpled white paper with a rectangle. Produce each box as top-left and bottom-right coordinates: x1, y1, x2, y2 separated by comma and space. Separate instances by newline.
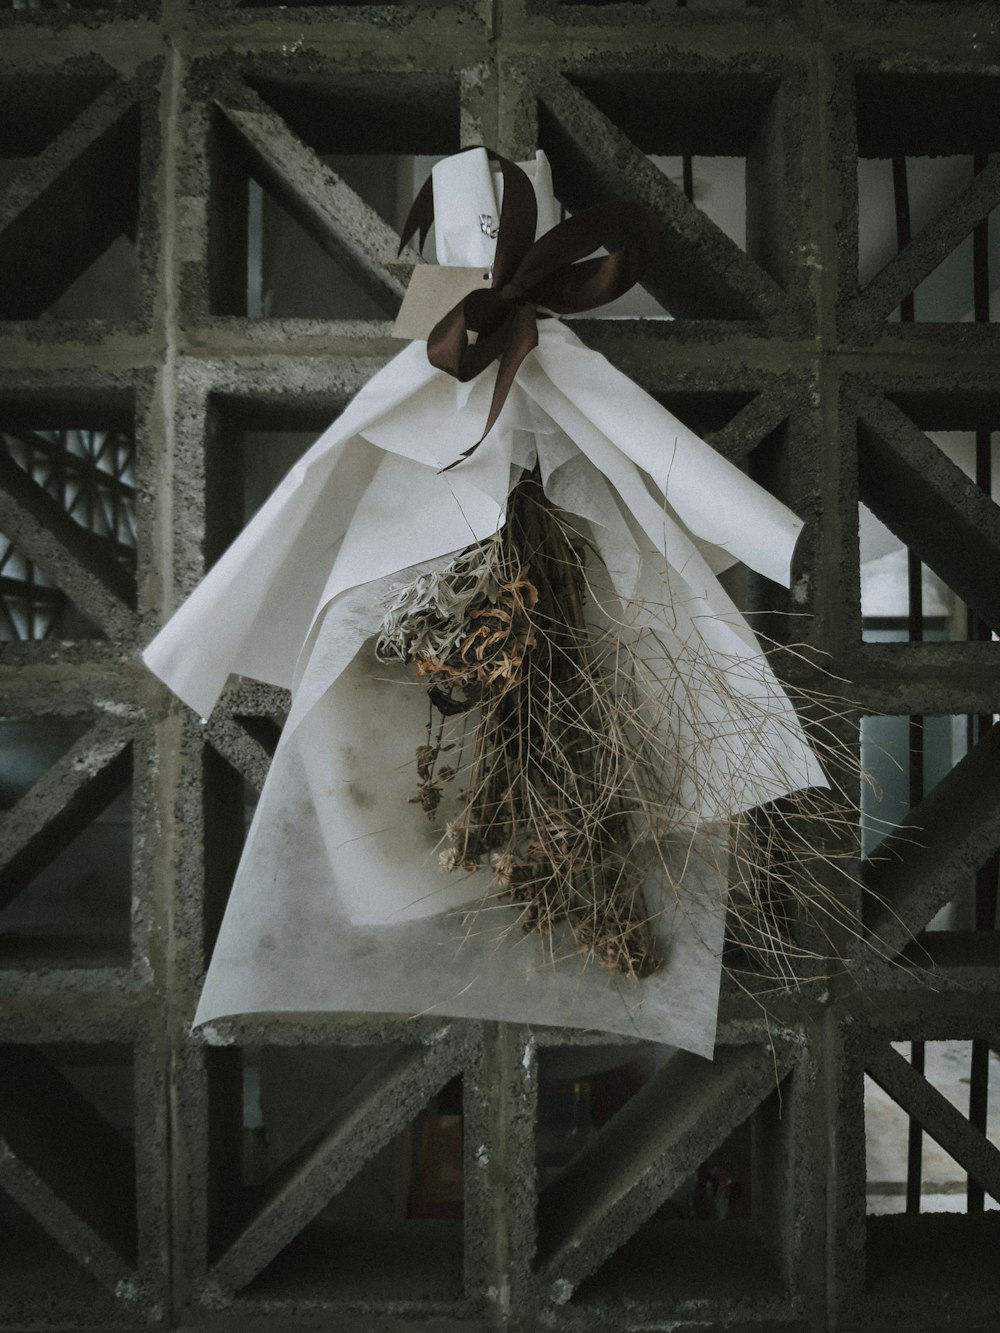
144, 148, 825, 1056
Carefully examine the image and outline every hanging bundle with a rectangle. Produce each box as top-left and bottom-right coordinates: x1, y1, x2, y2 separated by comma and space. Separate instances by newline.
143, 146, 872, 1055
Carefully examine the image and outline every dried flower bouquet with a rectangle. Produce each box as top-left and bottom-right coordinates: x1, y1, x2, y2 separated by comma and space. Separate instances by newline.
379, 471, 662, 980
376, 468, 868, 998
142, 147, 873, 1053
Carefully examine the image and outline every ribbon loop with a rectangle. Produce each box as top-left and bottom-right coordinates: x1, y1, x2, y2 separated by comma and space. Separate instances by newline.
399, 148, 655, 462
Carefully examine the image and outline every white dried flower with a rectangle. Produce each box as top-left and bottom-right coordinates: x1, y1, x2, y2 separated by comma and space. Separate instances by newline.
489, 849, 514, 888
375, 538, 503, 665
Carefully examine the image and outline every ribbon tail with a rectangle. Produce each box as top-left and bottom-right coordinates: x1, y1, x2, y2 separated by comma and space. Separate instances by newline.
398, 171, 436, 256
440, 305, 539, 473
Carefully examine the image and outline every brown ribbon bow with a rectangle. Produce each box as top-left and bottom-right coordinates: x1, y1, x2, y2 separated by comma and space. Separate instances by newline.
399, 148, 656, 466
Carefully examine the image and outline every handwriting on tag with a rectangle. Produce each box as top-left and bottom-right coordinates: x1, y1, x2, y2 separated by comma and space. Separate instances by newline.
392, 266, 492, 341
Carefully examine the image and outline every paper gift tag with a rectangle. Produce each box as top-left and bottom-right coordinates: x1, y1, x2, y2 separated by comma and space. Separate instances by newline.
392, 265, 492, 341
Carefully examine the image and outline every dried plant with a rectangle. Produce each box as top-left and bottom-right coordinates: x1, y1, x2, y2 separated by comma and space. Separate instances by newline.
376, 469, 881, 991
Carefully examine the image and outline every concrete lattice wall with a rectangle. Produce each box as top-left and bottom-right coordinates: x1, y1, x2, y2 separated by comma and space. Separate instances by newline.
0, 0, 999, 1329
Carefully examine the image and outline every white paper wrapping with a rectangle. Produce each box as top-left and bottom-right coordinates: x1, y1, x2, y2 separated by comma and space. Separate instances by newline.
145, 148, 826, 1056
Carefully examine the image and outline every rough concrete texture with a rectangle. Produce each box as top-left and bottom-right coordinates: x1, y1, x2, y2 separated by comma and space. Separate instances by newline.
1, 0, 999, 1330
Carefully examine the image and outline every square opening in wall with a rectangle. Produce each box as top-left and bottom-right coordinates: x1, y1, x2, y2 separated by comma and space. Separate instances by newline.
0, 73, 117, 158
207, 73, 458, 319
863, 1037, 1000, 1317
854, 73, 1000, 329
204, 398, 344, 565
561, 1071, 790, 1314
540, 68, 795, 320
0, 1042, 137, 1281
0, 1192, 119, 1321
0, 530, 104, 641
244, 155, 443, 322
0, 94, 140, 321
857, 156, 999, 325
860, 712, 964, 857
860, 508, 971, 644
535, 1043, 659, 1191
0, 416, 137, 643
861, 709, 999, 964
535, 1046, 793, 1314
246, 73, 458, 160
865, 1040, 999, 1217
204, 1044, 465, 1303
0, 719, 132, 968
857, 396, 1000, 647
